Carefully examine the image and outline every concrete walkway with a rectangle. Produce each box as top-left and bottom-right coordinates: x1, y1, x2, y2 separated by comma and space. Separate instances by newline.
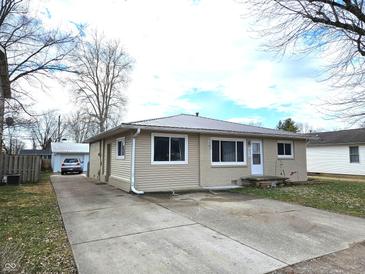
51, 175, 365, 274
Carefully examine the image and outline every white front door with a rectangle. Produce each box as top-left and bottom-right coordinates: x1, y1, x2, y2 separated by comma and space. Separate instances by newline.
251, 140, 263, 176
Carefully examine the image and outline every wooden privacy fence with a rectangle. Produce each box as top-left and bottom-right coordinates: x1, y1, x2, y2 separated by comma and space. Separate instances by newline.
0, 154, 41, 183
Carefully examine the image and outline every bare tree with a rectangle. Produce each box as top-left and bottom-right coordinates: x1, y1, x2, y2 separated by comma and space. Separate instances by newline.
246, 1, 365, 124
70, 31, 132, 133
31, 111, 65, 149
297, 122, 314, 133
65, 110, 97, 143
3, 127, 25, 154
0, 0, 78, 151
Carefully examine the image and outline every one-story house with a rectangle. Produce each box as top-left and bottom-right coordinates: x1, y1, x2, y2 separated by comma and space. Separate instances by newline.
307, 128, 365, 176
51, 142, 89, 173
85, 114, 308, 193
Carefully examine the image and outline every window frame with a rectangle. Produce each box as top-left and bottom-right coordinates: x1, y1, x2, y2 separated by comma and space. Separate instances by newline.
151, 133, 189, 165
115, 137, 126, 160
349, 146, 360, 164
277, 140, 294, 159
210, 137, 247, 166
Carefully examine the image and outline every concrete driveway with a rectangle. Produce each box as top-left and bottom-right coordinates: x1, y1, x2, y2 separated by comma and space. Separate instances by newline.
51, 175, 365, 274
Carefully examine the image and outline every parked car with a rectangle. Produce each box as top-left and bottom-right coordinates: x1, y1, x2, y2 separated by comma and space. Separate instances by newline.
61, 158, 83, 175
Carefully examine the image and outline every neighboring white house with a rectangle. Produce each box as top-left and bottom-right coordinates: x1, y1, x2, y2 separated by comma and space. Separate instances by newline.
307, 128, 365, 176
51, 142, 90, 173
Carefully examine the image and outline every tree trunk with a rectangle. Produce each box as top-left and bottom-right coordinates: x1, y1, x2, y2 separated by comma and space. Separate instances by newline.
0, 95, 4, 153
99, 119, 105, 133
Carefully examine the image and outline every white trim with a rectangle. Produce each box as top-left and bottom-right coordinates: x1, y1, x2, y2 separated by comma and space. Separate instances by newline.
116, 137, 125, 160
210, 137, 247, 166
151, 133, 189, 165
277, 140, 294, 159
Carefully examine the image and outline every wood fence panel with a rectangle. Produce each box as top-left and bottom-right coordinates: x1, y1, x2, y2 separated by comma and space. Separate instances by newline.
0, 154, 41, 183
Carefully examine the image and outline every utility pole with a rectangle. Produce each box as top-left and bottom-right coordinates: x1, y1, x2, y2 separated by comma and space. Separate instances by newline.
57, 115, 61, 142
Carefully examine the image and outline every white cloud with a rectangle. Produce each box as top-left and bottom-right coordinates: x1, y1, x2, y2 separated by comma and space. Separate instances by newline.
25, 0, 345, 129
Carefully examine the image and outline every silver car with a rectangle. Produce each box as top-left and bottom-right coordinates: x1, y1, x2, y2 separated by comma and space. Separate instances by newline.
61, 158, 83, 175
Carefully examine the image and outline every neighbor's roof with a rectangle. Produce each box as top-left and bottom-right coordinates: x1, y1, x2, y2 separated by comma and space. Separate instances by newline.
307, 128, 365, 146
19, 149, 51, 156
85, 114, 307, 143
51, 142, 89, 153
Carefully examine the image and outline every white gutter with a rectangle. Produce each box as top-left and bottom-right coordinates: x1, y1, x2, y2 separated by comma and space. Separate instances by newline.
130, 128, 144, 194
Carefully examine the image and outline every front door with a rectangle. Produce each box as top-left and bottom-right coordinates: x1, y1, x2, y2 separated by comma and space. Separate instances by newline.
251, 140, 263, 176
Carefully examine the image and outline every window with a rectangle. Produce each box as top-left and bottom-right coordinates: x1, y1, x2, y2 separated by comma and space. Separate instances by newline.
151, 134, 188, 164
277, 141, 293, 158
211, 138, 246, 165
349, 146, 360, 163
252, 142, 261, 165
116, 137, 125, 159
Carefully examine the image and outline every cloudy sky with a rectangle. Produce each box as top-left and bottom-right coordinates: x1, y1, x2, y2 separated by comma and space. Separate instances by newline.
31, 0, 347, 130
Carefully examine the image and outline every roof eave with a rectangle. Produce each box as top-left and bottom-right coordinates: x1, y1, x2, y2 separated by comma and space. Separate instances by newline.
85, 124, 308, 143
308, 141, 365, 147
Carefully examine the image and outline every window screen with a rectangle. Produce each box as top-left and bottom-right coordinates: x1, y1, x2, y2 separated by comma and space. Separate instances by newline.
212, 140, 220, 162
252, 143, 261, 164
154, 137, 169, 161
153, 136, 186, 162
277, 143, 284, 155
349, 146, 360, 163
237, 141, 244, 162
171, 137, 185, 161
278, 142, 293, 157
211, 139, 245, 164
221, 141, 236, 162
116, 138, 125, 158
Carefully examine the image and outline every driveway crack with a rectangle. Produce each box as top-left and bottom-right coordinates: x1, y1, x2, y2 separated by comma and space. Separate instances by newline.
72, 222, 198, 246
147, 199, 290, 266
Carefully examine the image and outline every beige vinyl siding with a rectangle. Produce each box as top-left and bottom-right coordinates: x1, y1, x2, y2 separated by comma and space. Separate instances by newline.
135, 131, 200, 192
104, 135, 132, 191
263, 139, 307, 181
199, 135, 251, 187
307, 145, 365, 175
89, 141, 101, 180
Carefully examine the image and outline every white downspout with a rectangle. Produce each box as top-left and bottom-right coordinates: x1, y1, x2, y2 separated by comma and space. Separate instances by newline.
131, 128, 144, 194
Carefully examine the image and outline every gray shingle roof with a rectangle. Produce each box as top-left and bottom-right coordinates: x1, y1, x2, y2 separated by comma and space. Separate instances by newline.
86, 114, 306, 143
128, 114, 302, 137
307, 128, 365, 146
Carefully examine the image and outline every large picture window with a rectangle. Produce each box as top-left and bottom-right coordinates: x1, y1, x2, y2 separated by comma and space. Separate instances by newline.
277, 141, 294, 158
152, 134, 188, 164
211, 138, 246, 165
116, 137, 125, 160
349, 146, 360, 163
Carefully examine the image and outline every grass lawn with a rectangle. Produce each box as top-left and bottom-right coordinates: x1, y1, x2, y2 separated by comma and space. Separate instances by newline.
0, 172, 77, 273
233, 178, 365, 218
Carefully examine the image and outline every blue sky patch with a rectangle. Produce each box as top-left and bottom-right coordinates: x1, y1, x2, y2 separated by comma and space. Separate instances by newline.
176, 89, 290, 128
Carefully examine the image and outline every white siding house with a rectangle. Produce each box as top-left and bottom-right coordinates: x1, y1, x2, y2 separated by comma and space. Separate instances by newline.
307, 129, 365, 176
51, 142, 90, 173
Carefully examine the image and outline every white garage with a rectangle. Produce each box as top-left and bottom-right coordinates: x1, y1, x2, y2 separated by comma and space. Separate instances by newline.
51, 142, 90, 173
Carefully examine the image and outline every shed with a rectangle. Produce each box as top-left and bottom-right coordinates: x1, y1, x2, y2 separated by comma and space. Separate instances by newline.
51, 142, 89, 173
